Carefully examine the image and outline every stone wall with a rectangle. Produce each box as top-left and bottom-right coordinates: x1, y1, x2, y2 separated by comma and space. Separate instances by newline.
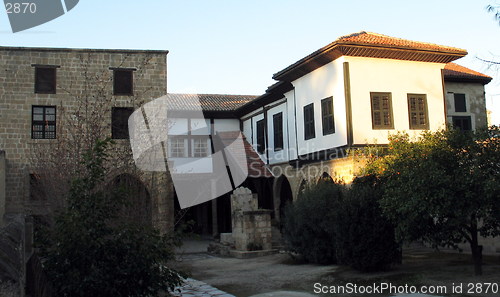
231, 187, 272, 251
444, 81, 488, 130
0, 150, 5, 224
0, 47, 173, 231
0, 215, 33, 297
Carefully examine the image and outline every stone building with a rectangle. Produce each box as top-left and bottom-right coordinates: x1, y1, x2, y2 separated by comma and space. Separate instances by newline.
0, 46, 173, 231
0, 32, 495, 252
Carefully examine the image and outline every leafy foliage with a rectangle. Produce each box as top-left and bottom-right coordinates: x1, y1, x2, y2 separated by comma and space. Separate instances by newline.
282, 179, 400, 271
282, 182, 343, 264
368, 127, 500, 275
38, 139, 184, 297
335, 175, 401, 272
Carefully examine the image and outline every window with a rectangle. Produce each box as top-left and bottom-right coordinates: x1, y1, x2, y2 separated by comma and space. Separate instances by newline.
454, 93, 467, 112
407, 94, 429, 130
273, 113, 283, 151
193, 138, 209, 157
32, 106, 56, 139
111, 107, 133, 139
256, 119, 266, 154
113, 69, 134, 95
370, 92, 393, 129
169, 138, 186, 157
34, 67, 56, 94
321, 97, 335, 135
452, 116, 472, 131
304, 103, 315, 140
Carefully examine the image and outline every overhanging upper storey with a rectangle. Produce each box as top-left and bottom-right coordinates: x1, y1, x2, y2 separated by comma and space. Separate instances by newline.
273, 31, 468, 82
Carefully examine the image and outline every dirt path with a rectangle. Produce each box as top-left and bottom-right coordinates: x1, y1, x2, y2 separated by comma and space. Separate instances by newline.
173, 253, 334, 296
172, 245, 500, 297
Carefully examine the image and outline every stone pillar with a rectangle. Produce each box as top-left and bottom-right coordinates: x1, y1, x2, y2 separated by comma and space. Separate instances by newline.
0, 151, 5, 226
211, 199, 218, 237
150, 171, 174, 234
231, 187, 272, 251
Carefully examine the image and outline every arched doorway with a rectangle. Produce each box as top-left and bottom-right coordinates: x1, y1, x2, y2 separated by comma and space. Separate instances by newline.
298, 179, 307, 199
317, 172, 333, 184
276, 175, 293, 225
112, 174, 152, 226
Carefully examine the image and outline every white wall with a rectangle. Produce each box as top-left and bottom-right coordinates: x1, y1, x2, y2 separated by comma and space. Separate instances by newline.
214, 119, 240, 133
267, 102, 289, 164
167, 117, 213, 174
285, 90, 298, 160
346, 56, 446, 144
291, 57, 348, 156
242, 118, 252, 141
191, 118, 210, 135
250, 112, 265, 162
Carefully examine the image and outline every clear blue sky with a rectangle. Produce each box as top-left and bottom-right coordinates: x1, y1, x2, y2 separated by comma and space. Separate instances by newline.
2, 0, 500, 124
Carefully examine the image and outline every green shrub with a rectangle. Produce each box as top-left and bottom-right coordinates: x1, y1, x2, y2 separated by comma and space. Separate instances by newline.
336, 175, 401, 272
282, 182, 343, 264
38, 139, 184, 297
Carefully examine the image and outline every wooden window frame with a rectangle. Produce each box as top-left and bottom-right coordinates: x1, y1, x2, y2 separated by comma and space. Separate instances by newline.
256, 119, 266, 154
169, 137, 187, 158
31, 105, 56, 139
303, 103, 316, 140
192, 137, 210, 158
34, 66, 57, 94
321, 97, 335, 135
111, 107, 134, 139
273, 112, 284, 151
407, 94, 429, 130
370, 92, 394, 130
112, 69, 134, 96
452, 116, 472, 131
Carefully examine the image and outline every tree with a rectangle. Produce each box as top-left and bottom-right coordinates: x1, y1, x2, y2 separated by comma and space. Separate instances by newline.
335, 175, 401, 272
366, 127, 500, 275
38, 139, 184, 297
282, 182, 343, 264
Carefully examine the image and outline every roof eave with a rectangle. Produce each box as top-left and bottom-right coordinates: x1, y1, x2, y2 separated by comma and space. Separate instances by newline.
273, 43, 467, 82
444, 76, 492, 85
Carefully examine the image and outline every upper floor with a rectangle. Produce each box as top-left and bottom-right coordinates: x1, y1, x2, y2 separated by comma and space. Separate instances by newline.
237, 32, 492, 166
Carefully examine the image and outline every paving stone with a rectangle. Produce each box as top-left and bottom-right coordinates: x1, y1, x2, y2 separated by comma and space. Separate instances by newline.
171, 278, 235, 297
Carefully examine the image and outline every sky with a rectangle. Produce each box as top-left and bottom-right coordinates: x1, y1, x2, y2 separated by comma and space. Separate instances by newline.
1, 0, 500, 124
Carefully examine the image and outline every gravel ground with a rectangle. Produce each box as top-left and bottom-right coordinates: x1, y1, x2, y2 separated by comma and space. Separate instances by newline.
172, 242, 500, 297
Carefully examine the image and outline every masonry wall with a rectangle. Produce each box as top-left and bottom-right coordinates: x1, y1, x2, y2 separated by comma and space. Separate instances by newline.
0, 150, 5, 224
0, 47, 171, 230
444, 81, 488, 130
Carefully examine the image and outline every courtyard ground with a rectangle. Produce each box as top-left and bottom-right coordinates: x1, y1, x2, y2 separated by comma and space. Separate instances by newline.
172, 240, 500, 297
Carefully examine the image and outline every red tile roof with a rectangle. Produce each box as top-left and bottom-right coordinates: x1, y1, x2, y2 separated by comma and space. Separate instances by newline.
217, 131, 273, 178
166, 93, 257, 112
444, 63, 492, 84
337, 31, 466, 52
274, 31, 468, 82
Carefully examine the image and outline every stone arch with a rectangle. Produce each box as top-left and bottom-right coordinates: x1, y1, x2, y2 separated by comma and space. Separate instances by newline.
111, 173, 152, 226
272, 175, 293, 224
317, 172, 334, 184
297, 179, 307, 199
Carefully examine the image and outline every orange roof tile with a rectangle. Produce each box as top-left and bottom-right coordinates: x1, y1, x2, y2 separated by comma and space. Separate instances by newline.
337, 31, 466, 53
274, 31, 468, 82
218, 131, 273, 178
444, 63, 492, 84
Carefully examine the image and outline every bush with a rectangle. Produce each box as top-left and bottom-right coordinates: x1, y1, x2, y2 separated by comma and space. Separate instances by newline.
282, 182, 343, 264
336, 175, 401, 272
38, 139, 184, 297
